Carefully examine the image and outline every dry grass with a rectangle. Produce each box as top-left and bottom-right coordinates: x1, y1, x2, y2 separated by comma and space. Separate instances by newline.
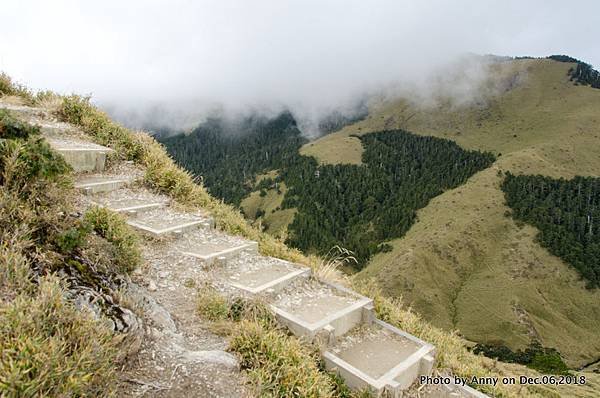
313, 245, 357, 283
196, 290, 364, 397
196, 286, 230, 321
0, 270, 117, 397
230, 320, 337, 397
83, 206, 141, 274
0, 104, 119, 396
0, 73, 34, 103
33, 91, 63, 113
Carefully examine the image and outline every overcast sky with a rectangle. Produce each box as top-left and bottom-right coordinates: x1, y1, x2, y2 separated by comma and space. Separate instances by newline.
1, 1, 599, 130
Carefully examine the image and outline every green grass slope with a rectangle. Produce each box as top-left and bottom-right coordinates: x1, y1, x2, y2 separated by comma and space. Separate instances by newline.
303, 58, 600, 367
240, 172, 296, 238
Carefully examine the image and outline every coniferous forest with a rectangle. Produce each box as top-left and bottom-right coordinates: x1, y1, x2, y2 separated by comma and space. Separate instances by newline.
502, 173, 600, 288
160, 112, 306, 205
280, 132, 495, 266
161, 113, 495, 267
547, 55, 600, 89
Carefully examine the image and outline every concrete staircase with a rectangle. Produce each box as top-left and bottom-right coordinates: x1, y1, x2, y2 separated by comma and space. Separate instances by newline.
44, 134, 437, 396
2, 100, 485, 397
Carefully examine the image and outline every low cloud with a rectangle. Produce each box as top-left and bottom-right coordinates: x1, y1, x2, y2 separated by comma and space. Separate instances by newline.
1, 1, 599, 134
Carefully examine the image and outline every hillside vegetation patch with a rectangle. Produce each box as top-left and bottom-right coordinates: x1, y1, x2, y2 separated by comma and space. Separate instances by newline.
159, 112, 495, 266
502, 173, 600, 288
0, 107, 119, 397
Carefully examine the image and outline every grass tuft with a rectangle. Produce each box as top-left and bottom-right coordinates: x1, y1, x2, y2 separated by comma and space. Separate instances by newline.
230, 320, 336, 397
196, 286, 230, 321
314, 245, 357, 282
83, 206, 141, 274
0, 232, 117, 397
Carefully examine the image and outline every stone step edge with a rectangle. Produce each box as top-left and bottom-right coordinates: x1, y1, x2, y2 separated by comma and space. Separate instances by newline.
92, 201, 165, 214
55, 146, 112, 152
180, 241, 259, 263
270, 280, 374, 340
75, 178, 130, 195
228, 267, 311, 294
127, 218, 212, 236
74, 178, 130, 188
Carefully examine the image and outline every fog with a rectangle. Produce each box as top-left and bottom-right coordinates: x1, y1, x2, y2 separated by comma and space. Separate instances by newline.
1, 1, 599, 135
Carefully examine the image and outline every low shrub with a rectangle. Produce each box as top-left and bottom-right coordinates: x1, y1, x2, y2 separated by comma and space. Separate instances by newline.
84, 206, 141, 274
0, 111, 70, 191
0, 109, 39, 139
0, 73, 33, 101
54, 220, 92, 254
473, 342, 570, 375
0, 235, 117, 397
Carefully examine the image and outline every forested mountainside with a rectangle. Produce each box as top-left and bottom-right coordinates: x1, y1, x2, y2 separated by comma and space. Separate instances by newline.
548, 55, 600, 88
307, 57, 600, 368
160, 56, 600, 370
161, 119, 493, 266
160, 112, 306, 205
502, 173, 600, 288
280, 131, 494, 265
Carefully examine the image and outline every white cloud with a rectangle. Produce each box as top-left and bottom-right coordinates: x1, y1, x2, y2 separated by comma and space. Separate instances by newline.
1, 0, 599, 131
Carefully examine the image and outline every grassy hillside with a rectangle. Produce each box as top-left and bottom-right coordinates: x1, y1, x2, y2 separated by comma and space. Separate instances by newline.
0, 103, 126, 396
302, 58, 600, 165
302, 58, 600, 367
4, 67, 600, 396
240, 172, 296, 238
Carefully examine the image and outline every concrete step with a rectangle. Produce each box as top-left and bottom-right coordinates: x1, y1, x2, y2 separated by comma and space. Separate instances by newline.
214, 255, 310, 294
75, 175, 131, 194
89, 188, 167, 215
270, 279, 373, 341
0, 103, 47, 119
47, 137, 112, 172
174, 229, 258, 265
38, 121, 80, 137
126, 208, 213, 237
323, 320, 435, 395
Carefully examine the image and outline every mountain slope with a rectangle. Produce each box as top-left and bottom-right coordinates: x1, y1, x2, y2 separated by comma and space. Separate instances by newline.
303, 58, 600, 367
5, 69, 600, 397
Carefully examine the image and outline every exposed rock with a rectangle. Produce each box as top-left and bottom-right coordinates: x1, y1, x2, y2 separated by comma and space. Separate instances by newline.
127, 283, 177, 332
179, 350, 239, 369
58, 255, 145, 359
